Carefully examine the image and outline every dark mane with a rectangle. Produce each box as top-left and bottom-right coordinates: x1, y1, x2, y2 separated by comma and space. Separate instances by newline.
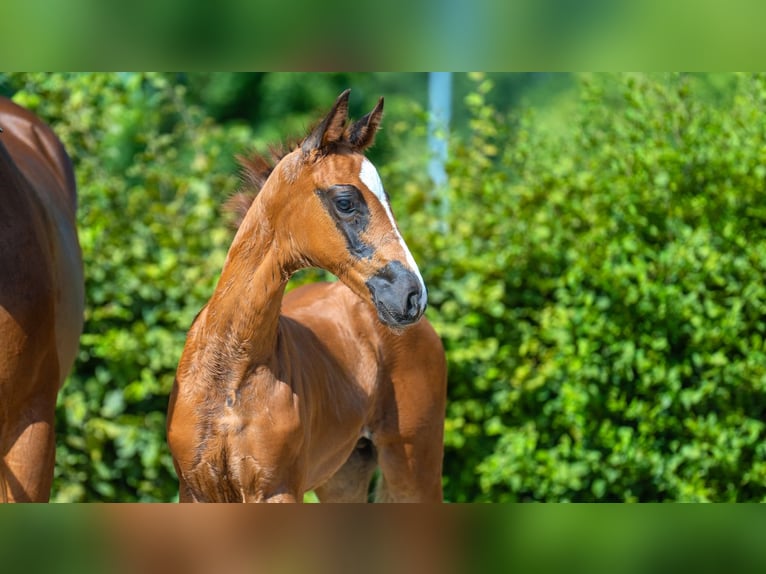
224, 142, 293, 229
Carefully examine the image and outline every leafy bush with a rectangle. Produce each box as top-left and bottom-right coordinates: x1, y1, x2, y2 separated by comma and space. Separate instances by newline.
385, 73, 766, 501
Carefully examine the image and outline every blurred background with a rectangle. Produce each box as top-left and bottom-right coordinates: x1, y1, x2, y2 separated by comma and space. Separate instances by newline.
1, 72, 764, 502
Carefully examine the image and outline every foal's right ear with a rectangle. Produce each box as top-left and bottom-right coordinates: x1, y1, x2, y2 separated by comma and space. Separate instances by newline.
347, 96, 384, 151
301, 89, 351, 154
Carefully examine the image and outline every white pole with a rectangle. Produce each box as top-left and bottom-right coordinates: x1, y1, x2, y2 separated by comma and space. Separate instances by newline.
428, 72, 451, 227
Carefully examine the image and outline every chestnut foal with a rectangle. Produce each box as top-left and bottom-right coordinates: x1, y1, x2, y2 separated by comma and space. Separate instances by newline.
168, 90, 446, 502
0, 97, 84, 502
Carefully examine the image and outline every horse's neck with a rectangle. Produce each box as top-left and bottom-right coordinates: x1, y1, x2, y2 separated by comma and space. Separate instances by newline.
201, 200, 288, 365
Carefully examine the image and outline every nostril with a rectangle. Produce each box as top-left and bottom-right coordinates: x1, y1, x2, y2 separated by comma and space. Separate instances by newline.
406, 289, 421, 318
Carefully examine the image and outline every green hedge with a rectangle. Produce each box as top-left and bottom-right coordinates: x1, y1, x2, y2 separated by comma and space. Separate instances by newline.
6, 73, 766, 501
384, 73, 766, 501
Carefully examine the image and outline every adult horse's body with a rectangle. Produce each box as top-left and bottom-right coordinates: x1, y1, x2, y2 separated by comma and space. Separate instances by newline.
168, 91, 447, 502
0, 96, 84, 502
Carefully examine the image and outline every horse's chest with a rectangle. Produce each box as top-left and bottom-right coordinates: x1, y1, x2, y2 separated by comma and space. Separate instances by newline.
179, 364, 373, 501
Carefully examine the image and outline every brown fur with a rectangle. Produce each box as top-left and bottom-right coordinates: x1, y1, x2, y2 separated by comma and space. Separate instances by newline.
167, 91, 446, 502
0, 97, 84, 502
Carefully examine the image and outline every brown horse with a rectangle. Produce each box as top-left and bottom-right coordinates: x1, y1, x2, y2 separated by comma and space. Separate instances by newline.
168, 90, 447, 502
0, 96, 84, 502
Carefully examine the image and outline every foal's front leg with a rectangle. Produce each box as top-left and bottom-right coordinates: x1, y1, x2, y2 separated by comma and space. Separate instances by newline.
373, 342, 447, 502
178, 457, 304, 503
373, 429, 444, 503
222, 411, 306, 503
235, 456, 304, 503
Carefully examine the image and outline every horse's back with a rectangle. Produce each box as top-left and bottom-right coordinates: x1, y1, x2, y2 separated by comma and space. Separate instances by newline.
0, 96, 83, 387
0, 97, 77, 211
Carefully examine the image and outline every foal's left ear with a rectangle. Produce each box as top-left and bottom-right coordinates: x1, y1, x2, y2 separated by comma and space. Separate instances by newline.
347, 97, 384, 151
302, 89, 351, 153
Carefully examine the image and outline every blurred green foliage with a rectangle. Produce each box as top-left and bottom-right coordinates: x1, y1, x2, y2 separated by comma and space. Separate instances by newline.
384, 72, 766, 502
2, 73, 765, 502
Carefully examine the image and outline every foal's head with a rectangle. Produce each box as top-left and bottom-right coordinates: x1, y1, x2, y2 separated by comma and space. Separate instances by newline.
236, 90, 427, 328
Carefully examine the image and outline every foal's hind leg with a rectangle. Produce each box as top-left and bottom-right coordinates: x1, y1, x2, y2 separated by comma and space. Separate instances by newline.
314, 439, 377, 503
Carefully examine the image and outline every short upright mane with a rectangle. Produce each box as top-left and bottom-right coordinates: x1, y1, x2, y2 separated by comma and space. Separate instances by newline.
224, 144, 290, 228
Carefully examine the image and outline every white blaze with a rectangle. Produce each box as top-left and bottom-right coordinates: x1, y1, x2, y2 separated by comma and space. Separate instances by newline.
359, 158, 427, 309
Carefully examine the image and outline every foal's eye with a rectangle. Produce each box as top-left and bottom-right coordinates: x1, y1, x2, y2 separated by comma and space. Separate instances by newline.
334, 196, 355, 214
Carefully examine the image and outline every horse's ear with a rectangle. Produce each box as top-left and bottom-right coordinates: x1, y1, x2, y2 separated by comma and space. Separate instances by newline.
347, 96, 384, 151
301, 89, 351, 153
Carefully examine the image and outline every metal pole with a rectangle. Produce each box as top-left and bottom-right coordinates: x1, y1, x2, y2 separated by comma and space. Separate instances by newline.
428, 72, 451, 229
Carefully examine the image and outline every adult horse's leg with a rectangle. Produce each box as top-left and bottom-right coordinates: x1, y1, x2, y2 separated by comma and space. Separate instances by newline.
314, 439, 378, 503
0, 346, 59, 502
1, 397, 57, 502
0, 287, 60, 502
